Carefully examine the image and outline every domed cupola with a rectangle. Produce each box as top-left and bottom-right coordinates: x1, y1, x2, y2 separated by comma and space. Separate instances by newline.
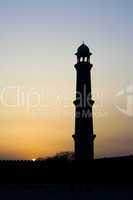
75, 43, 92, 63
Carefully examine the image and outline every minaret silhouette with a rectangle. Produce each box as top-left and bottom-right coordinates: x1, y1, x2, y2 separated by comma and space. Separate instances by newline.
72, 43, 96, 160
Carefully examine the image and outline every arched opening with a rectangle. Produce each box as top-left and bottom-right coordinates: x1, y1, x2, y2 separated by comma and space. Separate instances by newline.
80, 57, 83, 62
85, 57, 88, 62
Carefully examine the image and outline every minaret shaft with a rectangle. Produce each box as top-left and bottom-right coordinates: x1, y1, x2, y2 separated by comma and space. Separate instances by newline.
73, 44, 96, 161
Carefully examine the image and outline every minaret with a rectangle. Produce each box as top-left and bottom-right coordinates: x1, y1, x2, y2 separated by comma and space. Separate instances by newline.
72, 43, 96, 160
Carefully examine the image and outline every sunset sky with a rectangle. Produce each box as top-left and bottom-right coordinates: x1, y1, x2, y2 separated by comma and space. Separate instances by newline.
0, 0, 133, 159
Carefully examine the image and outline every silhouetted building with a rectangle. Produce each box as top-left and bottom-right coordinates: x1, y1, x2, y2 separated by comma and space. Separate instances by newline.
73, 43, 96, 160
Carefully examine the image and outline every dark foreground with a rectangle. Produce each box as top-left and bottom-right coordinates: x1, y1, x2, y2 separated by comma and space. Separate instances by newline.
1, 157, 133, 199
0, 184, 133, 200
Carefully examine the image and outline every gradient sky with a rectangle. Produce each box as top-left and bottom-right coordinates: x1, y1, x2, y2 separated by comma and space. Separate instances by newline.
0, 0, 133, 159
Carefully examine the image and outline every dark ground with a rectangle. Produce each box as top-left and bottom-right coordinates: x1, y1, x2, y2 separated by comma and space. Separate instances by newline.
0, 157, 133, 199
0, 184, 133, 200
